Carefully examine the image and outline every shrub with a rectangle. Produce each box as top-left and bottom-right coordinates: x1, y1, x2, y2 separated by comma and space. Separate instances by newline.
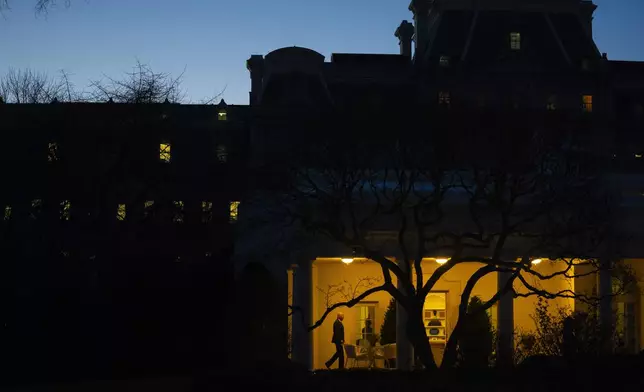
380, 298, 396, 345
457, 296, 495, 368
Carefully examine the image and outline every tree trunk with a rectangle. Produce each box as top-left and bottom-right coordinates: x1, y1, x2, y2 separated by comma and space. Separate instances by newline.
407, 307, 437, 371
441, 314, 465, 369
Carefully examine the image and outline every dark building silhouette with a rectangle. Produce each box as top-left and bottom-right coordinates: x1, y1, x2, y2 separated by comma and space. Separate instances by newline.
0, 101, 248, 379
1, 0, 644, 378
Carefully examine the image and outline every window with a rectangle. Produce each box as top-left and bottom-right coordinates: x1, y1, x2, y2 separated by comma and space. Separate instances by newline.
438, 91, 451, 107
510, 32, 521, 50
60, 200, 71, 221
216, 145, 228, 163
616, 301, 637, 353
173, 200, 184, 223
3, 206, 11, 221
439, 55, 450, 67
30, 199, 42, 219
116, 204, 126, 221
201, 201, 213, 223
144, 200, 155, 218
424, 292, 447, 343
355, 303, 376, 345
48, 142, 59, 162
547, 95, 557, 111
218, 110, 227, 121
582, 95, 593, 112
160, 142, 171, 163
229, 201, 240, 222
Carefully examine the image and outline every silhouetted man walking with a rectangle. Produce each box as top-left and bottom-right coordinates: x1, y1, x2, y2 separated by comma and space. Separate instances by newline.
325, 312, 345, 369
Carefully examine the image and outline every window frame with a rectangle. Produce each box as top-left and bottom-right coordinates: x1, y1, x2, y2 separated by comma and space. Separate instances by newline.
159, 142, 172, 163
510, 32, 521, 51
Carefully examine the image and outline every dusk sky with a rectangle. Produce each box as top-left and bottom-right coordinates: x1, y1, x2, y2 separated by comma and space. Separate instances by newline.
2, 0, 643, 105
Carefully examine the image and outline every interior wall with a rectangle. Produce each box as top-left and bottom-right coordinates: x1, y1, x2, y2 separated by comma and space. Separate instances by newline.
309, 258, 575, 369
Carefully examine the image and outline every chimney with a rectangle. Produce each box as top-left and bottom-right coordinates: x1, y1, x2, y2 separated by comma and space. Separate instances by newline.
395, 20, 415, 59
580, 1, 597, 37
246, 55, 265, 106
409, 0, 432, 60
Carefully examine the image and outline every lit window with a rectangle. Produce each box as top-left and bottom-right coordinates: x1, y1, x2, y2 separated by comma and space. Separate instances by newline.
510, 32, 521, 50
216, 145, 228, 163
173, 200, 185, 223
355, 303, 376, 344
160, 142, 171, 163
30, 199, 42, 219
202, 201, 213, 223
229, 201, 240, 222
547, 95, 557, 111
582, 95, 593, 112
438, 91, 451, 106
60, 200, 71, 221
117, 204, 126, 221
3, 206, 11, 221
48, 142, 59, 162
218, 110, 227, 121
205, 252, 212, 258
439, 55, 450, 67
144, 200, 155, 218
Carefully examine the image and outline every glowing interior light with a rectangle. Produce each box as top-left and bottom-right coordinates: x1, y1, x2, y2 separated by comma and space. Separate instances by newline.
341, 258, 354, 265
435, 258, 449, 265
531, 258, 543, 265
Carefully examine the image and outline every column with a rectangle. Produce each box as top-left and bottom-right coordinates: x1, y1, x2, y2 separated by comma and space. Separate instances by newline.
496, 270, 514, 368
396, 258, 413, 370
598, 260, 613, 353
291, 261, 313, 370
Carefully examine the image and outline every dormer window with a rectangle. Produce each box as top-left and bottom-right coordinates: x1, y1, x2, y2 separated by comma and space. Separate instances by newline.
216, 145, 228, 163
116, 204, 126, 221
160, 142, 171, 163
218, 110, 227, 121
439, 55, 450, 67
438, 91, 451, 107
60, 200, 71, 221
229, 201, 240, 223
582, 95, 593, 113
48, 142, 59, 162
172, 201, 185, 223
510, 32, 521, 51
547, 95, 557, 111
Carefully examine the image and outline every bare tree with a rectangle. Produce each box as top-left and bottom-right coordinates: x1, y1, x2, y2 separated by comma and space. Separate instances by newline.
250, 107, 629, 370
88, 60, 186, 104
0, 0, 72, 15
0, 68, 78, 103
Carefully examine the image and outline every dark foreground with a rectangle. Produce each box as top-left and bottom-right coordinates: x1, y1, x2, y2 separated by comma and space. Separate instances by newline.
5, 355, 644, 392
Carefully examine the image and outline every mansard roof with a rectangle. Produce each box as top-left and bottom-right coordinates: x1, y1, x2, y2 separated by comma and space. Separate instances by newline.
424, 9, 599, 72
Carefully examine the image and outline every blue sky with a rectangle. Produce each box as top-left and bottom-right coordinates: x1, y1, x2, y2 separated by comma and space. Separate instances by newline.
1, 0, 643, 104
